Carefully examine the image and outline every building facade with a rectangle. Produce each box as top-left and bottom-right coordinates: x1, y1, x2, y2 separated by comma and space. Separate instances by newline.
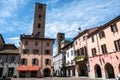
73, 28, 98, 77
0, 34, 19, 78
17, 3, 54, 78
62, 41, 75, 77
88, 15, 120, 79
53, 53, 63, 77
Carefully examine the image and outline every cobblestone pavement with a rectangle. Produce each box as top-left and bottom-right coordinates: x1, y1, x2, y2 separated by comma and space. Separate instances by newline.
12, 77, 116, 80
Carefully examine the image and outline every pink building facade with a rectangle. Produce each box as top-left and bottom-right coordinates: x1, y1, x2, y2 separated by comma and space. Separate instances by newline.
17, 3, 55, 77
73, 28, 98, 77
18, 35, 54, 77
87, 15, 120, 79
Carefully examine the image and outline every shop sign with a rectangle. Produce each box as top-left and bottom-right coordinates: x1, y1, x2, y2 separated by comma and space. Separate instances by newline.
76, 56, 85, 62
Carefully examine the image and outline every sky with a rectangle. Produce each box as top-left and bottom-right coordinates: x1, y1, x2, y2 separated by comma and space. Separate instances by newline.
0, 0, 120, 55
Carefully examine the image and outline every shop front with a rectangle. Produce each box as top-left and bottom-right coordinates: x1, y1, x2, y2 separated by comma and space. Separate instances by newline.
17, 66, 39, 78
75, 55, 88, 77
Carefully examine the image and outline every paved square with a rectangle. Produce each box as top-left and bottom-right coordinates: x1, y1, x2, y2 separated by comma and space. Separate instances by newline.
12, 77, 115, 80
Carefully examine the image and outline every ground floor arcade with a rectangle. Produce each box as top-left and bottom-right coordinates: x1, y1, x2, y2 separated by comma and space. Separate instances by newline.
75, 62, 88, 77
89, 51, 120, 79
60, 66, 75, 77
0, 67, 16, 78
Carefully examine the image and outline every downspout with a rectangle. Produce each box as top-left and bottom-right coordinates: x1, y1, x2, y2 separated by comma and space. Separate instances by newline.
86, 33, 90, 75
96, 33, 100, 54
41, 39, 43, 77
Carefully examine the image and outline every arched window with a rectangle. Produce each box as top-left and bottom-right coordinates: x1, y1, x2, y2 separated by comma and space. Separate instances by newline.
105, 63, 115, 78
45, 59, 51, 65
21, 58, 27, 65
32, 58, 38, 65
94, 64, 102, 78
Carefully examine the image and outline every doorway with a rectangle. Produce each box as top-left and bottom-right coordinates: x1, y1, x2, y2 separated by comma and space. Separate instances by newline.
31, 71, 37, 77
43, 68, 50, 77
0, 68, 3, 77
19, 71, 26, 78
94, 64, 102, 78
8, 68, 14, 77
79, 63, 88, 76
105, 63, 115, 78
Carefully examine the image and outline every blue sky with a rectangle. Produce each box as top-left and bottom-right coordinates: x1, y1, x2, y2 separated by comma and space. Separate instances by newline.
0, 0, 120, 55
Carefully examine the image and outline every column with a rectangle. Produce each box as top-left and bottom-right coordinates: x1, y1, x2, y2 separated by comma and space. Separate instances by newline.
75, 65, 79, 77
70, 69, 73, 77
66, 69, 69, 76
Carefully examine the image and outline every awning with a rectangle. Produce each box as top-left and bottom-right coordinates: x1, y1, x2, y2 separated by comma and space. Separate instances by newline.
28, 66, 39, 71
17, 66, 39, 71
17, 66, 28, 71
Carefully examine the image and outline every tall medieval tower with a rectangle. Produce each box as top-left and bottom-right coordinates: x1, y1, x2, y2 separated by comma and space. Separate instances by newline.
18, 3, 54, 77
56, 33, 65, 53
32, 3, 46, 38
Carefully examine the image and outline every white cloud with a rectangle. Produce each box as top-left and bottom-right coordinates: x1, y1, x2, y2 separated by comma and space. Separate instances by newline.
0, 0, 27, 18
45, 0, 120, 40
46, 0, 58, 4
6, 37, 20, 47
0, 20, 33, 34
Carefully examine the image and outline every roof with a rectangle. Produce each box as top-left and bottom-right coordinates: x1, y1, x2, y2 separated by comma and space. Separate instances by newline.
0, 34, 5, 43
61, 41, 73, 49
73, 29, 88, 40
36, 2, 46, 6
73, 27, 98, 40
87, 15, 120, 38
4, 44, 17, 49
87, 27, 100, 38
0, 49, 19, 54
20, 34, 55, 41
99, 15, 120, 31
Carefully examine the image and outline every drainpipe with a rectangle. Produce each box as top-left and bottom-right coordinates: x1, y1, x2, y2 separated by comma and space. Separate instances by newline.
96, 33, 100, 54
41, 39, 43, 77
86, 33, 90, 75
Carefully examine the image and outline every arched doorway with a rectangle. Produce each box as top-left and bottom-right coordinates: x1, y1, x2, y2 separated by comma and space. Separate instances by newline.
94, 64, 102, 78
105, 63, 115, 78
119, 64, 120, 73
43, 68, 50, 77
79, 63, 88, 76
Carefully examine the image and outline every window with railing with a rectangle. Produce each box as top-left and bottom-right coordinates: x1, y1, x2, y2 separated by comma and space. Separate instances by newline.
101, 44, 107, 54
111, 23, 118, 32
23, 49, 29, 54
91, 48, 96, 57
45, 59, 51, 65
32, 58, 38, 65
21, 58, 27, 65
114, 39, 120, 51
99, 31, 105, 39
91, 36, 94, 42
33, 49, 39, 54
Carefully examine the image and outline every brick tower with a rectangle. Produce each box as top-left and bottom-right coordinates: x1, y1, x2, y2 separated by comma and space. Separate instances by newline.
32, 3, 46, 38
56, 33, 65, 53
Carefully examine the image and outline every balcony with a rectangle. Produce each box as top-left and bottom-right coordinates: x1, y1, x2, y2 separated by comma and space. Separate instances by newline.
75, 55, 86, 62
